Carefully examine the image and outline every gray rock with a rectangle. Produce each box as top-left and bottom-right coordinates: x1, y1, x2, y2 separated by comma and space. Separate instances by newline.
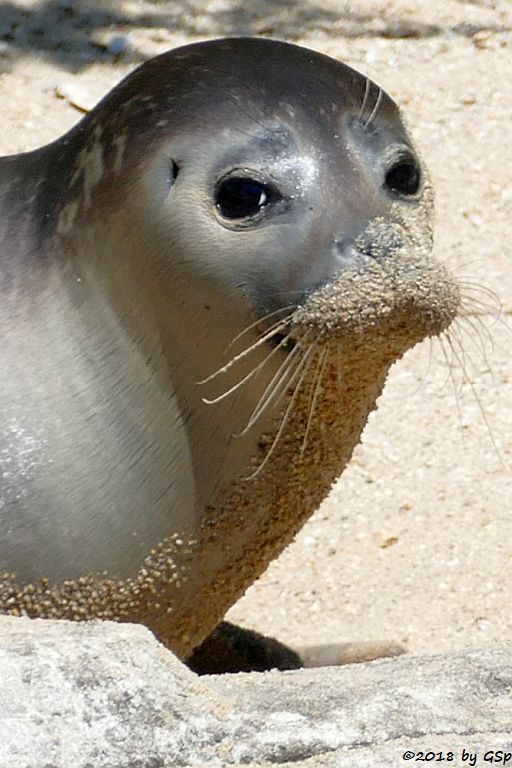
0, 615, 511, 767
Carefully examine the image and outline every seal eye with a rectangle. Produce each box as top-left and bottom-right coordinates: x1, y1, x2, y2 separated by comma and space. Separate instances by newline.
385, 159, 421, 197
215, 177, 274, 219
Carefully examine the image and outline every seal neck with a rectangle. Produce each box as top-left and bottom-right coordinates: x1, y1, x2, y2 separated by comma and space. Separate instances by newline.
0, 123, 87, 256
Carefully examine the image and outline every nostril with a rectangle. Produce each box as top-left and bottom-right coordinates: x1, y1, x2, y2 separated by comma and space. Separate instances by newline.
332, 238, 360, 268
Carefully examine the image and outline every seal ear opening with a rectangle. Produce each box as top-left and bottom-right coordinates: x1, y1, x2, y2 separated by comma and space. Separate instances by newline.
166, 159, 180, 192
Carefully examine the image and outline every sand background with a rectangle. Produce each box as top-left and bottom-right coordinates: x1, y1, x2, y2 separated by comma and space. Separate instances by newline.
1, 0, 510, 656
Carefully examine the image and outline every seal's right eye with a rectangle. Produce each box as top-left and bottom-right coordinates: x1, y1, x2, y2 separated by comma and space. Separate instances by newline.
215, 177, 275, 219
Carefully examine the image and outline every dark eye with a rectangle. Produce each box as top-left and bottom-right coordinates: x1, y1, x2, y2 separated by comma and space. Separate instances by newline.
385, 158, 421, 197
215, 177, 276, 219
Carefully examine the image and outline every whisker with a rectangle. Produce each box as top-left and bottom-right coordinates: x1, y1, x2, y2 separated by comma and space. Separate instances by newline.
411, 335, 435, 396
459, 291, 502, 316
460, 294, 512, 339
201, 333, 290, 405
455, 316, 493, 366
301, 344, 329, 456
237, 329, 315, 435
244, 339, 320, 480
457, 281, 504, 314
444, 330, 506, 467
436, 333, 457, 392
357, 77, 371, 123
461, 311, 512, 361
444, 255, 490, 272
197, 315, 293, 385
438, 333, 464, 421
449, 323, 485, 379
224, 305, 295, 355
457, 278, 501, 299
364, 87, 382, 129
457, 310, 495, 350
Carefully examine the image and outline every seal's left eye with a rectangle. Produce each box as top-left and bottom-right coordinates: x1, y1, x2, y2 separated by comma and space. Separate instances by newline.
385, 158, 421, 197
215, 177, 275, 219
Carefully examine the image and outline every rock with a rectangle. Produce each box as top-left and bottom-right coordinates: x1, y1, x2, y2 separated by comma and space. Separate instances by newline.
55, 81, 95, 113
0, 615, 511, 767
106, 35, 132, 56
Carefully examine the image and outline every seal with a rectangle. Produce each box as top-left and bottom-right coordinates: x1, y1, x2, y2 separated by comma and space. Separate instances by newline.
0, 37, 459, 665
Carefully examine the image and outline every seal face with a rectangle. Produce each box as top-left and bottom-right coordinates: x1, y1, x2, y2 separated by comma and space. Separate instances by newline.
0, 38, 459, 655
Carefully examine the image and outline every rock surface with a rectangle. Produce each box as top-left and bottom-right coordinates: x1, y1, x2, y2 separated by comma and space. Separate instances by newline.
1, 616, 511, 767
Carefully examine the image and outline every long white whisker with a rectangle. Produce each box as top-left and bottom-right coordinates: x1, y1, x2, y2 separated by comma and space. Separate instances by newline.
357, 77, 371, 123
458, 286, 504, 319
244, 340, 320, 480
197, 316, 293, 385
457, 280, 502, 303
449, 323, 485, 379
201, 334, 290, 405
454, 316, 492, 367
364, 87, 382, 129
457, 310, 495, 350
461, 312, 512, 361
445, 256, 491, 271
411, 335, 435, 396
445, 331, 506, 466
437, 332, 457, 392
460, 295, 512, 339
238, 330, 314, 435
225, 305, 295, 355
301, 344, 329, 456
438, 333, 464, 420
